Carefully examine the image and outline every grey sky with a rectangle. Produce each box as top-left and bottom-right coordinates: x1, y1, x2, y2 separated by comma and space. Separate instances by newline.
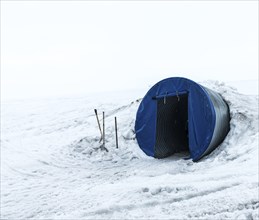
1, 1, 258, 100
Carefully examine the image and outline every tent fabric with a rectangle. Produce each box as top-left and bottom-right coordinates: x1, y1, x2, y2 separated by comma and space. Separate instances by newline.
135, 77, 230, 161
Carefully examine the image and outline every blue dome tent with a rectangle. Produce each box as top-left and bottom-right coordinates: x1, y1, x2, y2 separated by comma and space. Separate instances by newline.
135, 77, 230, 161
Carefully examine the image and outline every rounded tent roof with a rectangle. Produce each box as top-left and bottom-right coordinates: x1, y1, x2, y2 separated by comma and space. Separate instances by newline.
135, 77, 230, 161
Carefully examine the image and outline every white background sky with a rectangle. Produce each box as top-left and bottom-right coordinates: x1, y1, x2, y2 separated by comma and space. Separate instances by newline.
1, 1, 258, 100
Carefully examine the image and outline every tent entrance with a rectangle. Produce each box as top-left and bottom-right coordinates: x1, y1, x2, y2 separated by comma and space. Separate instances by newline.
154, 93, 189, 158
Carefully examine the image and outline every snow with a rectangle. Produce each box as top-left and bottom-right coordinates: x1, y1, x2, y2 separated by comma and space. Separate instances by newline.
1, 80, 258, 219
226, 80, 258, 96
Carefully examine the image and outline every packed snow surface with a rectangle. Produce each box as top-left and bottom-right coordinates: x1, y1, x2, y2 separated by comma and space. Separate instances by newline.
1, 81, 258, 219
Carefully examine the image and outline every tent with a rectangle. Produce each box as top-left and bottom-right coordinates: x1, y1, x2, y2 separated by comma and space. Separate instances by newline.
135, 77, 230, 161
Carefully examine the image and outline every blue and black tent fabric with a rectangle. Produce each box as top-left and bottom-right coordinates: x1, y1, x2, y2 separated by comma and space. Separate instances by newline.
135, 77, 230, 161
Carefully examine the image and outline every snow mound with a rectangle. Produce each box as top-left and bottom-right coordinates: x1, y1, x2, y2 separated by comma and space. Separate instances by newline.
1, 81, 258, 219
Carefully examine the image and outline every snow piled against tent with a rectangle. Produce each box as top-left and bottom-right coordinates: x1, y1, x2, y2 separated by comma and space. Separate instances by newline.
1, 81, 258, 219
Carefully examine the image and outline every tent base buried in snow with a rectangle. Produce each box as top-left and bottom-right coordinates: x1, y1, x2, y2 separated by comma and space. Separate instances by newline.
135, 77, 230, 161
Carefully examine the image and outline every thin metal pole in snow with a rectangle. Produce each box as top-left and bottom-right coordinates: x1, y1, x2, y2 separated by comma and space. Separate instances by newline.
115, 117, 118, 149
103, 111, 105, 148
94, 109, 103, 142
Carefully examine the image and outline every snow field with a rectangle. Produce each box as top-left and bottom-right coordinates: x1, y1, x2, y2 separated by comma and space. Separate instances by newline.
1, 81, 258, 219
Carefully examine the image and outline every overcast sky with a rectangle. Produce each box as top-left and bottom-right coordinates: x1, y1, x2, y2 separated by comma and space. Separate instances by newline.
1, 1, 258, 100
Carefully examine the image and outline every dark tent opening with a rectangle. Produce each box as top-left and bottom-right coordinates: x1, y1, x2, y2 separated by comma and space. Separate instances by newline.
155, 94, 189, 158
